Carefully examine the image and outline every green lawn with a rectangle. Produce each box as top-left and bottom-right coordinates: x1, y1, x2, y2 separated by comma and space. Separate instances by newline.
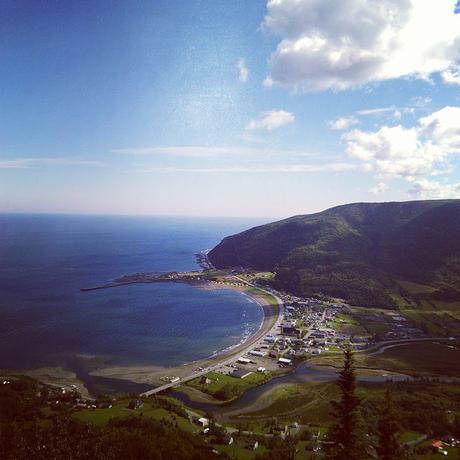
216, 443, 268, 460
400, 430, 424, 443
245, 382, 337, 423
246, 288, 280, 308
187, 370, 272, 401
72, 398, 196, 432
330, 313, 366, 335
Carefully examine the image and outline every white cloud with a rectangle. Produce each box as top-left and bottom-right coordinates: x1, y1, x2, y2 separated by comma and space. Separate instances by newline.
246, 109, 295, 131
329, 116, 359, 130
0, 158, 105, 169
263, 0, 460, 91
407, 177, 460, 199
442, 65, 460, 84
236, 58, 249, 83
139, 162, 356, 174
114, 145, 335, 159
0, 160, 29, 168
357, 107, 398, 116
343, 105, 460, 198
419, 106, 460, 150
369, 182, 388, 194
112, 146, 262, 157
344, 124, 442, 177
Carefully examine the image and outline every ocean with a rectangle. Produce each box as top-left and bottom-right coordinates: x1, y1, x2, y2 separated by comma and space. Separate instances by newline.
0, 214, 264, 381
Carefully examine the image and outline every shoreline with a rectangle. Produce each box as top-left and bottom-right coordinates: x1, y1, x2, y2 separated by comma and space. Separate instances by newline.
3, 281, 282, 397
89, 282, 281, 388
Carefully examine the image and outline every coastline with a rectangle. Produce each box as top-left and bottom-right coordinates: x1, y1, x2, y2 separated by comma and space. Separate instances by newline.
2, 281, 281, 398
1, 230, 282, 398
88, 282, 281, 388
2, 366, 91, 399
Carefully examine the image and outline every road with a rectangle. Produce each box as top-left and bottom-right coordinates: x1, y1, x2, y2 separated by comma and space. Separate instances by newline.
140, 283, 284, 397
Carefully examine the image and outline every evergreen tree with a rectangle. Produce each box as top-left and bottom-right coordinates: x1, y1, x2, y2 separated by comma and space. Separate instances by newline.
376, 390, 404, 460
327, 349, 366, 460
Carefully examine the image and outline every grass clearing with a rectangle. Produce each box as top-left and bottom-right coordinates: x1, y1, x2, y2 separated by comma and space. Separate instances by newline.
72, 398, 196, 432
358, 341, 460, 377
216, 443, 268, 460
244, 382, 337, 424
187, 371, 272, 401
246, 288, 279, 308
400, 430, 424, 443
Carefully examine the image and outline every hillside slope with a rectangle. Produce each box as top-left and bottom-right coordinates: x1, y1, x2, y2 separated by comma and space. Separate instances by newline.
208, 200, 460, 307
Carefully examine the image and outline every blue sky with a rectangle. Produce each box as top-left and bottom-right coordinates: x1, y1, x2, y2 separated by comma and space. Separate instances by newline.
1, 0, 460, 218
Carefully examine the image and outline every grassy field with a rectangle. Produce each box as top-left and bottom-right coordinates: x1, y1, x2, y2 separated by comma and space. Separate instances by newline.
222, 376, 460, 430
401, 308, 446, 335
217, 443, 268, 460
240, 381, 338, 425
237, 272, 275, 283
396, 280, 460, 336
72, 397, 196, 432
330, 312, 367, 335
187, 371, 272, 401
307, 340, 460, 378
359, 341, 460, 377
347, 306, 396, 336
246, 287, 279, 307
399, 430, 424, 443
397, 280, 437, 295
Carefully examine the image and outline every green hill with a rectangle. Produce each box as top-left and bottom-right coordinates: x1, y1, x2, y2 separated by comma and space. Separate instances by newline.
208, 200, 460, 308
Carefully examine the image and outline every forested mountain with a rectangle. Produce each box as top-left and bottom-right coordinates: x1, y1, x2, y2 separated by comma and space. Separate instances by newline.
209, 200, 460, 307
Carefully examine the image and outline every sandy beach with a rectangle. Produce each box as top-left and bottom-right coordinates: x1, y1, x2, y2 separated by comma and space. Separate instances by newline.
9, 366, 91, 399
88, 284, 281, 387
1, 282, 281, 397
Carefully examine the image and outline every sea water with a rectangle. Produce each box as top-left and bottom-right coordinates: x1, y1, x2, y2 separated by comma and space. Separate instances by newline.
0, 214, 264, 376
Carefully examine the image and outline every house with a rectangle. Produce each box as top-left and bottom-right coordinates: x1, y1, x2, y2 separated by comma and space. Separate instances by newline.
222, 435, 234, 445
430, 440, 448, 455
310, 331, 327, 340
289, 422, 300, 435
440, 436, 457, 446
278, 357, 293, 366
281, 323, 300, 337
128, 399, 143, 410
246, 440, 259, 450
197, 417, 209, 427
237, 357, 251, 364
232, 369, 253, 379
264, 335, 278, 343
249, 350, 266, 357
200, 376, 212, 385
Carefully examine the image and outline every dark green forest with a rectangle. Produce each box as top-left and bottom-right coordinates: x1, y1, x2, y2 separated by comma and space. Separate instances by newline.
209, 200, 460, 307
2, 363, 460, 459
0, 377, 225, 460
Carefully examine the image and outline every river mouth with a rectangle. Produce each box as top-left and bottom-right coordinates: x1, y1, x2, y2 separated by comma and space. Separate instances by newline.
75, 368, 153, 397
168, 361, 412, 414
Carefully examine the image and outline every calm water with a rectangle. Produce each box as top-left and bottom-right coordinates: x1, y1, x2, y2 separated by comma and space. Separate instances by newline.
0, 214, 264, 376
170, 362, 413, 414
